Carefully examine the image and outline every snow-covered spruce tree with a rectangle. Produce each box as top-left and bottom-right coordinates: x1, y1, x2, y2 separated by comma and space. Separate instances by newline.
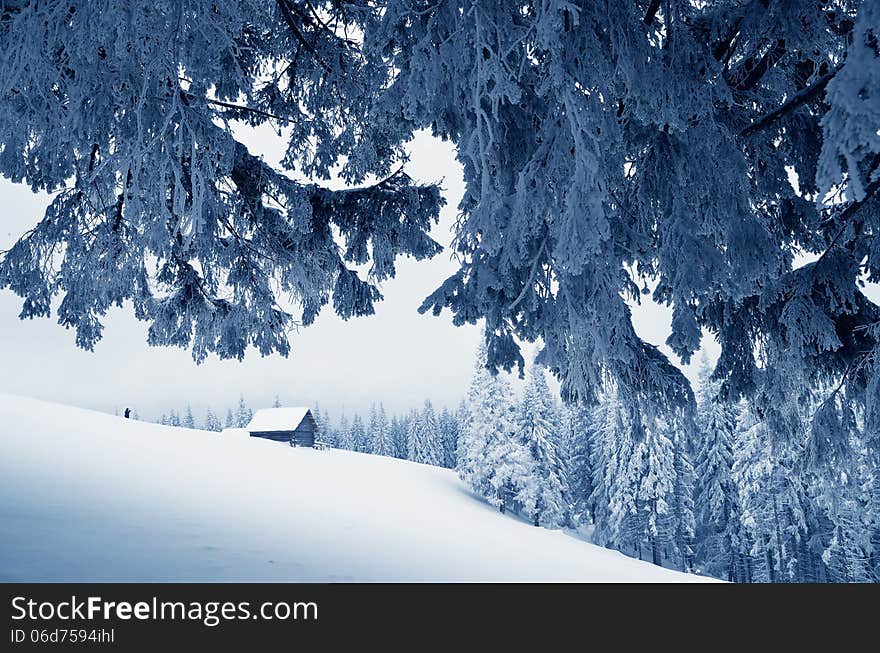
799, 404, 876, 582
182, 404, 196, 429
458, 340, 518, 511
591, 394, 652, 559
588, 391, 626, 546
693, 357, 748, 581
390, 414, 409, 460
311, 403, 324, 442
0, 1, 442, 365
637, 417, 676, 567
819, 466, 875, 583
337, 413, 352, 451
407, 400, 443, 466
168, 409, 181, 427
321, 409, 334, 447
588, 394, 692, 569
204, 406, 222, 432
563, 403, 595, 527
610, 425, 648, 559
867, 459, 880, 581
454, 401, 469, 467
733, 405, 812, 582
235, 395, 252, 428
224, 408, 235, 429
372, 403, 394, 458
515, 364, 567, 528
405, 410, 418, 460
370, 1, 880, 453
437, 407, 459, 469
368, 404, 378, 452
312, 405, 338, 447
350, 414, 368, 454
322, 414, 339, 448
671, 421, 697, 573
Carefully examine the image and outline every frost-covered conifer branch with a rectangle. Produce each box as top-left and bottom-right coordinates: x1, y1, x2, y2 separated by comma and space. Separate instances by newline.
374, 0, 880, 431
2, 1, 880, 450
0, 0, 443, 362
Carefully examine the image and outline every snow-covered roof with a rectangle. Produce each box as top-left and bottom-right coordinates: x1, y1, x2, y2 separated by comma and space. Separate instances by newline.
246, 407, 313, 433
220, 428, 250, 437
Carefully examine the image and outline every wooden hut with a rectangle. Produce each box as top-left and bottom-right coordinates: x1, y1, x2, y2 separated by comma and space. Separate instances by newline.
246, 407, 318, 447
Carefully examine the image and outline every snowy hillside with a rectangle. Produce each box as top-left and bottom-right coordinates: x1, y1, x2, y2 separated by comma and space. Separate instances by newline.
0, 394, 706, 582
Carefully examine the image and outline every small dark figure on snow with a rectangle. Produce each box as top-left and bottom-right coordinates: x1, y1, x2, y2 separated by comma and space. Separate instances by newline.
124, 407, 130, 419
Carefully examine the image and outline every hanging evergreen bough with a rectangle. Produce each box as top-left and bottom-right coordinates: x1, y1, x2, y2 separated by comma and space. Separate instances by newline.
370, 0, 880, 436
0, 0, 443, 363
2, 1, 880, 451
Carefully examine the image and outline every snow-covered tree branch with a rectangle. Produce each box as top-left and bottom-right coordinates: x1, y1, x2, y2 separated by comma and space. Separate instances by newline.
2, 1, 880, 455
0, 0, 443, 361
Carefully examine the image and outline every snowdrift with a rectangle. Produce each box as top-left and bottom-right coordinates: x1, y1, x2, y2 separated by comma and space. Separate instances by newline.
0, 394, 707, 581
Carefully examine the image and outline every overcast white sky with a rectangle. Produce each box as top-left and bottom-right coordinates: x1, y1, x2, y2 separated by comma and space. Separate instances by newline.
0, 129, 718, 422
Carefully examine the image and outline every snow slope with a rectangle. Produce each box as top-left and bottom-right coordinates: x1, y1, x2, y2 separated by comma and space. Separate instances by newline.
0, 394, 707, 582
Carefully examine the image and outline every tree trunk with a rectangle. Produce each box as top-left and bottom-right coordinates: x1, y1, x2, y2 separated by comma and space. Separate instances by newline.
651, 536, 661, 567
764, 534, 776, 583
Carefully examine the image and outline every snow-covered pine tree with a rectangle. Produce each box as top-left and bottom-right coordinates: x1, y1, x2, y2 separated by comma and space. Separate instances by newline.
609, 421, 647, 559
514, 364, 566, 528
182, 404, 196, 429
437, 407, 459, 469
820, 476, 874, 583
168, 410, 181, 428
733, 405, 811, 582
235, 396, 252, 428
457, 341, 519, 511
867, 459, 880, 582
454, 401, 468, 467
159, 414, 168, 426
491, 437, 539, 519
337, 413, 352, 452
637, 416, 677, 567
350, 414, 367, 453
273, 395, 282, 408
311, 403, 324, 443
321, 409, 337, 448
407, 400, 443, 466
224, 408, 235, 429
693, 357, 748, 581
204, 407, 222, 432
671, 421, 697, 573
372, 403, 394, 458
564, 404, 595, 527
367, 404, 379, 455
405, 410, 418, 460
588, 392, 625, 546
390, 415, 408, 460
803, 412, 875, 582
